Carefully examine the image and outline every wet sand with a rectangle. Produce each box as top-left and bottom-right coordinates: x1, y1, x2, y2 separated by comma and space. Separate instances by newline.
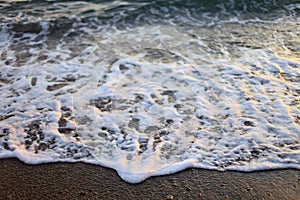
0, 158, 299, 200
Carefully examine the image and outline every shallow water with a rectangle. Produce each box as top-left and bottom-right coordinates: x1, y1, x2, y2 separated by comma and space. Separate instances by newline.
0, 0, 299, 183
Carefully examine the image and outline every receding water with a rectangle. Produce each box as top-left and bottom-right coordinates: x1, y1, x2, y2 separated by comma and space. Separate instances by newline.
0, 0, 299, 183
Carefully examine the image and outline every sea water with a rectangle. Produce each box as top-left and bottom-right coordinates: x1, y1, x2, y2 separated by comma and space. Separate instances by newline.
0, 0, 299, 183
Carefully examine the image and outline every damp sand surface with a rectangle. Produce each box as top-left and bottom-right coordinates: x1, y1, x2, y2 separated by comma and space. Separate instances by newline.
0, 158, 299, 200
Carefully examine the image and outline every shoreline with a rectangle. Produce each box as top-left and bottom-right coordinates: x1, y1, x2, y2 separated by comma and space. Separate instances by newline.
0, 158, 299, 200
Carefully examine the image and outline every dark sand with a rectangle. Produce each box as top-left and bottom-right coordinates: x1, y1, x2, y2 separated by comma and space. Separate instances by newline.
0, 158, 299, 200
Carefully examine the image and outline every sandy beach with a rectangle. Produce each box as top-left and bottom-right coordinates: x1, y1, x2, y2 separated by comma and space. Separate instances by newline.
0, 2, 300, 200
0, 158, 299, 200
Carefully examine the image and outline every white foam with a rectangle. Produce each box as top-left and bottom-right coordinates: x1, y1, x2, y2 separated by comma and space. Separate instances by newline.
0, 1, 299, 183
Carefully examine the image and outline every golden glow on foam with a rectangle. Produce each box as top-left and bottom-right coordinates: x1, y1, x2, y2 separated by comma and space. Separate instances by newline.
274, 47, 300, 63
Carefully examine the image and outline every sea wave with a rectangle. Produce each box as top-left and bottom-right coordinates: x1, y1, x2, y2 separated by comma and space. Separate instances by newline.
0, 0, 299, 183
